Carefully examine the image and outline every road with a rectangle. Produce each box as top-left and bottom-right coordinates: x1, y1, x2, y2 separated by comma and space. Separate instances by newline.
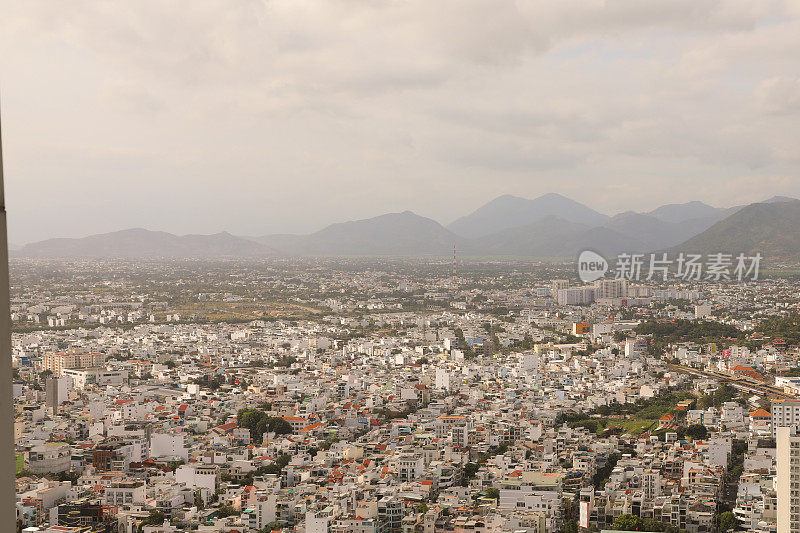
667, 363, 796, 400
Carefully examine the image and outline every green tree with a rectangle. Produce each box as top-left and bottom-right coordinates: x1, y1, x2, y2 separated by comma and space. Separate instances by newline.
685, 424, 709, 441
217, 505, 239, 517
137, 511, 167, 532
237, 409, 293, 442
716, 511, 737, 532
613, 513, 641, 531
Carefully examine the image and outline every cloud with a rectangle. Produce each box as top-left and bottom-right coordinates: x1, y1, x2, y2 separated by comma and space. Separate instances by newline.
1, 0, 799, 242
756, 76, 800, 114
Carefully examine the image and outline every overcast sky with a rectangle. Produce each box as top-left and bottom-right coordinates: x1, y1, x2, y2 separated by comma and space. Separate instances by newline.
2, 0, 800, 244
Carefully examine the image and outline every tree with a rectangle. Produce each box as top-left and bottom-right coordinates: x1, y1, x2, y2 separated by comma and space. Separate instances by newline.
485, 487, 499, 501
685, 424, 709, 441
613, 514, 641, 531
563, 521, 579, 533
217, 505, 239, 517
137, 511, 167, 532
716, 511, 737, 532
237, 408, 293, 442
611, 514, 678, 532
454, 328, 475, 359
257, 453, 291, 476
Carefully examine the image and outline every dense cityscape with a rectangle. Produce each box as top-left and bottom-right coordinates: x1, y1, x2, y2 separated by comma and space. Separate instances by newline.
11, 257, 800, 533
4, 3, 800, 532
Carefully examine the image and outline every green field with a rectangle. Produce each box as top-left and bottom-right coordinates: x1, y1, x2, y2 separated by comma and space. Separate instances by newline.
15, 453, 24, 474
617, 419, 657, 435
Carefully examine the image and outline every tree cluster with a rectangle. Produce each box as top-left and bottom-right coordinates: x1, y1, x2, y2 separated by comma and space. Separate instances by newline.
237, 409, 293, 442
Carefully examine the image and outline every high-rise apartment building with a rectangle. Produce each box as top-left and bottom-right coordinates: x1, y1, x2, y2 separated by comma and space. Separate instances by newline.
551, 280, 569, 298
593, 279, 628, 299
41, 352, 105, 375
777, 426, 800, 533
557, 287, 595, 306
45, 377, 62, 415
772, 399, 800, 438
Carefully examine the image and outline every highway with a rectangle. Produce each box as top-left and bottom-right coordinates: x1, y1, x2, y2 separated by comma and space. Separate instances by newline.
667, 363, 796, 400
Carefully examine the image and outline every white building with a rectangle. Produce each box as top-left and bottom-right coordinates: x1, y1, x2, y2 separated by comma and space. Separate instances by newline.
62, 368, 127, 389
27, 443, 71, 474
175, 464, 217, 493
772, 399, 800, 438
150, 433, 189, 462
776, 426, 800, 533
594, 279, 628, 299
105, 481, 146, 507
557, 287, 595, 306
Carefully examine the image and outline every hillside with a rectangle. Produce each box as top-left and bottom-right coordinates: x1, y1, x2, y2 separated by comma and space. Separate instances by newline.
674, 200, 800, 259
647, 201, 722, 223
471, 215, 645, 258
257, 211, 465, 256
17, 229, 277, 259
447, 193, 609, 239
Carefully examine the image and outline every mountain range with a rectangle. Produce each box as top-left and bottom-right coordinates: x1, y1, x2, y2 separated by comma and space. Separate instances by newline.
17, 229, 277, 259
446, 193, 609, 238
255, 211, 467, 256
13, 194, 800, 260
675, 199, 800, 259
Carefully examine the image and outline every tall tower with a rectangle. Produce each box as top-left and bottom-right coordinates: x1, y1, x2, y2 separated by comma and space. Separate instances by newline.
452, 244, 457, 285
46, 377, 61, 415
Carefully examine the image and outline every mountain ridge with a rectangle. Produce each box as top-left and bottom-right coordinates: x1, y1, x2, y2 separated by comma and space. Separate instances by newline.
16, 228, 278, 259
446, 193, 609, 239
16, 194, 800, 260
256, 211, 467, 256
672, 199, 800, 260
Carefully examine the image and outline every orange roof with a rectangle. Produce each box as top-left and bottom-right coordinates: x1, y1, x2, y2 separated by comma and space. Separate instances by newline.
750, 408, 771, 418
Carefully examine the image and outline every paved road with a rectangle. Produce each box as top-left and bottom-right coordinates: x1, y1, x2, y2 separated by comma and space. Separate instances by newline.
667, 363, 795, 400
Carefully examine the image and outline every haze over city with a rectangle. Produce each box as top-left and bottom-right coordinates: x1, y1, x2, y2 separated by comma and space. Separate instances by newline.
8, 2, 800, 533
2, 1, 800, 244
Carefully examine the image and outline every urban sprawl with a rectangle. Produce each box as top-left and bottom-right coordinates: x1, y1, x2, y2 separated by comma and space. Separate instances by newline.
11, 258, 800, 533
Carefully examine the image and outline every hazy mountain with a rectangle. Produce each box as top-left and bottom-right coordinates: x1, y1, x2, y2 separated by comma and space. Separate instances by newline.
257, 211, 464, 256
447, 193, 609, 239
17, 193, 800, 260
647, 196, 796, 225
602, 211, 724, 250
17, 228, 277, 258
674, 200, 800, 259
647, 201, 722, 223
763, 195, 799, 203
472, 215, 645, 258
603, 212, 682, 250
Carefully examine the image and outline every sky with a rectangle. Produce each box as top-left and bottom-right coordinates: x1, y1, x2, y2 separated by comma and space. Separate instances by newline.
1, 0, 800, 244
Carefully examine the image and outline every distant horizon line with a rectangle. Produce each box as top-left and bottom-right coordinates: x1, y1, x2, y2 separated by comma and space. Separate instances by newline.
10, 192, 798, 247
